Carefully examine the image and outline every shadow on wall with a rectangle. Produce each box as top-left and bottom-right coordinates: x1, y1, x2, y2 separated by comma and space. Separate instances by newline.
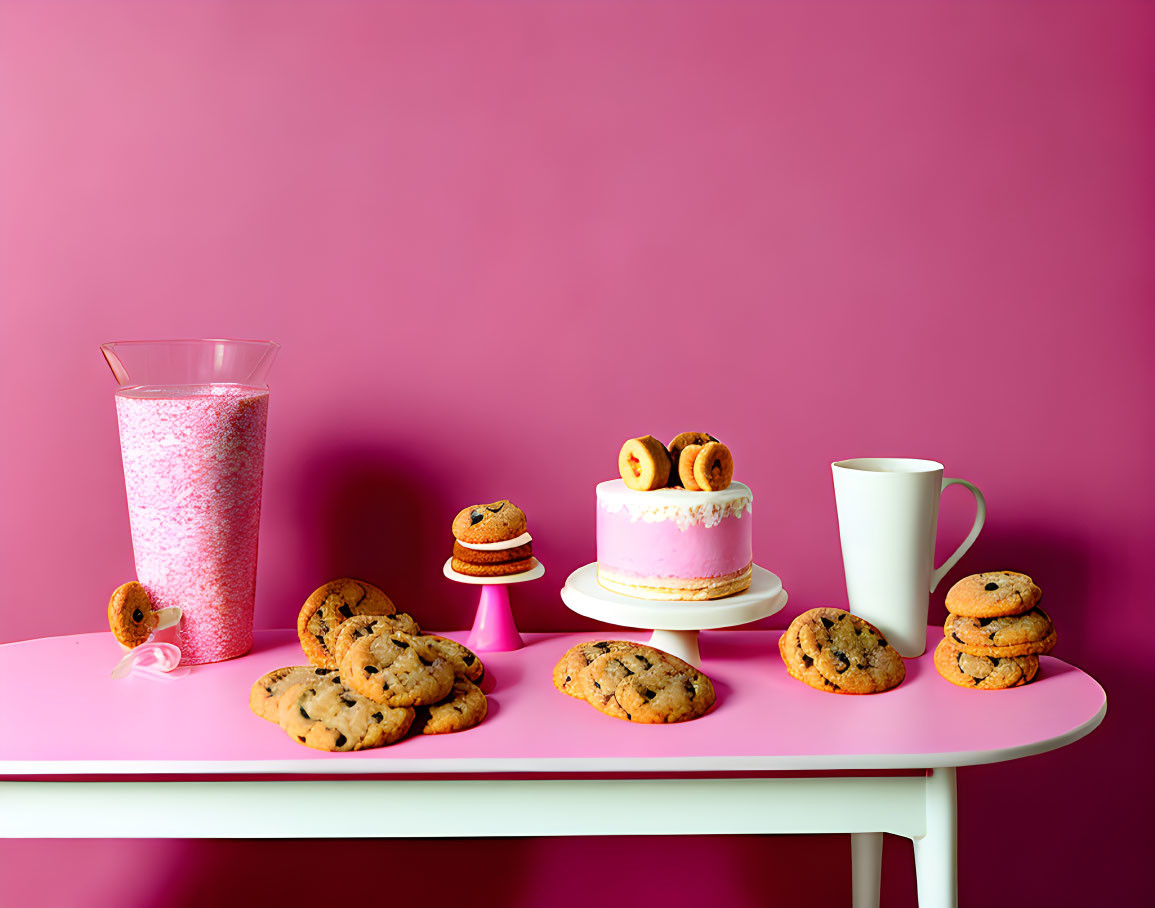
287, 443, 479, 630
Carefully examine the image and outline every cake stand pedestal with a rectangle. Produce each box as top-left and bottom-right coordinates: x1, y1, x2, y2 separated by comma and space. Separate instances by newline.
559, 563, 787, 668
443, 558, 545, 653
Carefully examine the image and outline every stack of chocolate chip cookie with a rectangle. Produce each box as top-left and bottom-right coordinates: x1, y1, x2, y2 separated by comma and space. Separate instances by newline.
552, 641, 716, 723
779, 608, 906, 694
250, 578, 488, 751
934, 571, 1055, 690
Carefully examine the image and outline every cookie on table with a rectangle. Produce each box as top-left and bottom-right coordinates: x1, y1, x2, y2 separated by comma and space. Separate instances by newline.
277, 673, 414, 751
339, 630, 454, 707
108, 581, 159, 648
945, 607, 1057, 658
297, 578, 396, 668
780, 608, 904, 694
552, 640, 637, 698
933, 638, 1039, 690
331, 613, 423, 667
411, 676, 488, 735
580, 644, 715, 723
419, 635, 485, 683
944, 571, 1042, 618
795, 609, 905, 694
779, 623, 841, 694
250, 665, 337, 722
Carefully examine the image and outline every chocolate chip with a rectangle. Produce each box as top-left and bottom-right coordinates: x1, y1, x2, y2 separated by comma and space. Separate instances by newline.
392, 638, 409, 649
418, 655, 433, 666
595, 642, 610, 651
298, 736, 306, 743
878, 637, 888, 648
637, 656, 652, 670
684, 680, 695, 696
315, 633, 326, 646
593, 680, 601, 689
984, 582, 1000, 591
622, 667, 634, 676
564, 675, 571, 683
642, 688, 656, 700
470, 509, 485, 525
802, 654, 813, 668
335, 734, 347, 748
486, 503, 505, 513
952, 633, 964, 644
354, 629, 366, 639
832, 650, 849, 673
372, 712, 383, 722
264, 686, 273, 693
364, 666, 379, 674
299, 706, 310, 719
338, 604, 353, 619
991, 658, 1001, 665
821, 617, 834, 629
978, 617, 996, 627
341, 698, 356, 707
314, 668, 331, 675
132, 608, 144, 623
712, 459, 722, 473
463, 653, 475, 665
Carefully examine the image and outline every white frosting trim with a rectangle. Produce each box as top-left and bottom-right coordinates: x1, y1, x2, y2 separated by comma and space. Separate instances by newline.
455, 532, 533, 551
596, 479, 753, 530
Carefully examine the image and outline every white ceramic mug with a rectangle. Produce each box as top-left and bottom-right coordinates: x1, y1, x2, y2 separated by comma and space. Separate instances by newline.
831, 458, 986, 657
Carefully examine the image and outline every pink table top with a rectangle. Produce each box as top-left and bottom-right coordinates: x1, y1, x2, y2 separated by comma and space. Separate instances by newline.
0, 629, 1105, 775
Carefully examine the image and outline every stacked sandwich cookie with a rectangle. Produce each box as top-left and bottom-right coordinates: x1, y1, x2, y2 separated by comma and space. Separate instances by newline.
450, 500, 536, 577
934, 571, 1056, 690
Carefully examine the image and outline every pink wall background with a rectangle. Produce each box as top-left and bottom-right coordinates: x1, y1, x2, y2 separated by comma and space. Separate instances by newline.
1, 1, 1152, 904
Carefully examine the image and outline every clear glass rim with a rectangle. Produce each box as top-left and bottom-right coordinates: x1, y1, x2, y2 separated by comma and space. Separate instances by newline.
100, 338, 280, 351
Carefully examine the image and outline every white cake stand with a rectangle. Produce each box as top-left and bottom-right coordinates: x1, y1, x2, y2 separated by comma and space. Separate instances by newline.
443, 557, 545, 653
560, 563, 787, 667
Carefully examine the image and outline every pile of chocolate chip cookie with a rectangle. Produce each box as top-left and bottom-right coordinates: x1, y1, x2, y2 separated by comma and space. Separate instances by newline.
934, 571, 1056, 690
250, 578, 487, 751
553, 640, 716, 722
779, 608, 906, 694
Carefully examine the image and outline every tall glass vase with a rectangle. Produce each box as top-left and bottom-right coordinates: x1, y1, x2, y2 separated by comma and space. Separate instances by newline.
101, 339, 278, 665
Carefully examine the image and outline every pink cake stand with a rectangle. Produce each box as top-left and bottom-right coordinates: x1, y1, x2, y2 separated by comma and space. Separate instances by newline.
443, 557, 545, 653
560, 563, 787, 668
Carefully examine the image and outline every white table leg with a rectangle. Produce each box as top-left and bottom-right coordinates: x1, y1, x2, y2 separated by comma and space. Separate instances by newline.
912, 768, 957, 908
850, 832, 883, 908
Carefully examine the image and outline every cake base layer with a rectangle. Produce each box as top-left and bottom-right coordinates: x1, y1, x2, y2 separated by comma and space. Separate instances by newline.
596, 563, 753, 601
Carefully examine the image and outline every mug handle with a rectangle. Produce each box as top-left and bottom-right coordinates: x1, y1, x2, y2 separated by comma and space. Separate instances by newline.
930, 478, 986, 592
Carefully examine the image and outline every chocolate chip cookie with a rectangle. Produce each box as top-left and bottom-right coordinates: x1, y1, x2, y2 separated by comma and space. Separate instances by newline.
277, 673, 414, 751
552, 640, 637, 698
944, 571, 1042, 618
339, 630, 454, 707
420, 635, 485, 683
108, 581, 158, 648
297, 578, 396, 668
778, 622, 842, 694
790, 608, 905, 694
451, 500, 527, 544
330, 613, 423, 667
580, 644, 715, 723
250, 665, 338, 722
933, 638, 1039, 690
411, 676, 488, 735
945, 607, 1056, 657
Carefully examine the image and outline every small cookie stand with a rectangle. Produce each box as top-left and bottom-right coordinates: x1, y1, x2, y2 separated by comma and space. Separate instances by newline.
443, 558, 545, 653
560, 563, 787, 667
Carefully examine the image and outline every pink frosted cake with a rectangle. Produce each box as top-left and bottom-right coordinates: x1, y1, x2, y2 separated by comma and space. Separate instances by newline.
596, 479, 753, 600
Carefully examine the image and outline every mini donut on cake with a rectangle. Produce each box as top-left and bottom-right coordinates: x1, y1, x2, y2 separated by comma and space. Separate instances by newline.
450, 500, 535, 577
